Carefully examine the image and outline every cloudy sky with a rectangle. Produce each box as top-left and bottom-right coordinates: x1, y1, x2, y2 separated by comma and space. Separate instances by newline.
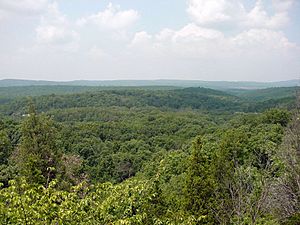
0, 0, 299, 81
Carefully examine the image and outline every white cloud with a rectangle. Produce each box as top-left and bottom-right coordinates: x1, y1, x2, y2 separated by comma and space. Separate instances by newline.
187, 0, 245, 26
35, 3, 79, 51
130, 24, 296, 60
132, 24, 225, 48
131, 31, 152, 46
87, 46, 114, 62
187, 0, 294, 30
36, 25, 78, 45
243, 0, 291, 29
0, 9, 9, 21
0, 0, 50, 23
0, 0, 298, 81
0, 0, 48, 15
171, 23, 224, 42
272, 0, 294, 12
127, 23, 299, 81
231, 29, 296, 52
131, 24, 227, 57
77, 3, 139, 30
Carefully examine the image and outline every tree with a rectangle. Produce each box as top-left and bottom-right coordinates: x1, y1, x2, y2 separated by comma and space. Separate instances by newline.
274, 92, 300, 222
184, 136, 217, 224
0, 128, 11, 165
262, 108, 290, 127
13, 104, 63, 186
0, 122, 14, 186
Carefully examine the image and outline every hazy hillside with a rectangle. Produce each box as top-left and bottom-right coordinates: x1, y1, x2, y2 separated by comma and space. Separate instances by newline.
0, 79, 299, 89
228, 86, 299, 101
0, 87, 241, 115
0, 86, 296, 117
0, 85, 177, 99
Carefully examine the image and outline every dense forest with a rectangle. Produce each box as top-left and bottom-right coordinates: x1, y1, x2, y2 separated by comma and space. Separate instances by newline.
0, 85, 300, 224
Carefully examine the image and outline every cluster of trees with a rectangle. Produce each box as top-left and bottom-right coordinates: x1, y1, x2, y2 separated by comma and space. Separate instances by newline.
0, 86, 299, 224
0, 87, 296, 116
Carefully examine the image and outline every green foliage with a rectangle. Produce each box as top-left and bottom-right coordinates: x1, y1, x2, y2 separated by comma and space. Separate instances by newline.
0, 87, 238, 115
0, 129, 12, 165
0, 118, 18, 186
262, 108, 290, 127
184, 136, 217, 223
282, 213, 300, 225
0, 177, 205, 225
0, 86, 297, 224
230, 87, 298, 101
14, 109, 63, 185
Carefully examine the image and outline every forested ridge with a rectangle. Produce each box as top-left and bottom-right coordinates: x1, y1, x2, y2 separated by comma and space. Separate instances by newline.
0, 86, 296, 115
0, 85, 300, 224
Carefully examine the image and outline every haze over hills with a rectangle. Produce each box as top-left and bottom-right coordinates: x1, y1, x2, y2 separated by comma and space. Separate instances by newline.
0, 79, 299, 89
0, 85, 297, 117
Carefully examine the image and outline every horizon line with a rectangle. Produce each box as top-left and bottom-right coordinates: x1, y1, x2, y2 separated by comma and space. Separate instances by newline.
0, 78, 299, 83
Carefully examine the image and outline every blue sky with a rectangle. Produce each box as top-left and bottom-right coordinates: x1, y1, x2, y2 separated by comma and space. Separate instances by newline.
0, 0, 299, 81
59, 0, 189, 33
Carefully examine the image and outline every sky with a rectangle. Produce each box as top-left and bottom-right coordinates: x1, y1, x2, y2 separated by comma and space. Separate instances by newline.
0, 0, 299, 81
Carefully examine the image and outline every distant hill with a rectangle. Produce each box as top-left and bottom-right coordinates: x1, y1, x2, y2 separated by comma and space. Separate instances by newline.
0, 86, 296, 116
0, 87, 240, 114
0, 79, 299, 89
0, 79, 58, 87
0, 85, 177, 99
227, 86, 299, 101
